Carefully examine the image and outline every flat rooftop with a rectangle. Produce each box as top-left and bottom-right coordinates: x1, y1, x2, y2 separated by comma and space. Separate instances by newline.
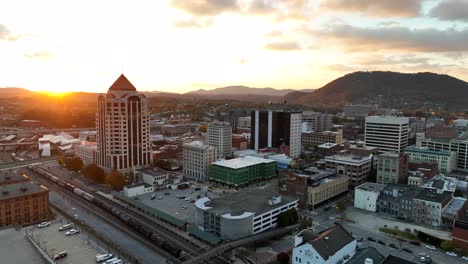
212, 155, 275, 169
444, 197, 467, 216
324, 154, 372, 164
207, 189, 297, 216
356, 182, 387, 192
405, 146, 453, 157
414, 188, 452, 204
0, 182, 49, 201
0, 172, 29, 186
136, 167, 168, 177
379, 151, 401, 158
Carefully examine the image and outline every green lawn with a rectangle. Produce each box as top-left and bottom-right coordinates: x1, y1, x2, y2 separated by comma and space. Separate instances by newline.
379, 228, 417, 240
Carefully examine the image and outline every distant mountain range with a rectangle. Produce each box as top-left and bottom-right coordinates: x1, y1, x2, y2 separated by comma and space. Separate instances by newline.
282, 71, 468, 110
2, 71, 467, 110
186, 86, 314, 97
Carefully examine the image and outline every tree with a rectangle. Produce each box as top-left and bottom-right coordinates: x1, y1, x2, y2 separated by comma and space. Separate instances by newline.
276, 252, 289, 264
300, 218, 313, 230
278, 208, 299, 227
82, 163, 106, 183
441, 241, 455, 251
198, 124, 207, 133
337, 201, 346, 212
66, 157, 84, 172
58, 156, 66, 166
106, 170, 126, 191
454, 189, 464, 197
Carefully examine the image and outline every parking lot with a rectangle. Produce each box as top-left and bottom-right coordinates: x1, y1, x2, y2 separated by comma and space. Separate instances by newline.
24, 217, 102, 264
0, 227, 45, 264
137, 184, 216, 224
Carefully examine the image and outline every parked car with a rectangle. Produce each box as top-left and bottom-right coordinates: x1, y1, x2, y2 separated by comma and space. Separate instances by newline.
181, 206, 187, 210
59, 223, 74, 231
420, 256, 432, 263
409, 241, 421, 246
356, 237, 363, 242
184, 197, 191, 201
150, 194, 156, 200
389, 243, 398, 249
65, 229, 80, 236
398, 238, 407, 243
426, 245, 436, 251
462, 256, 468, 261
53, 251, 68, 260
196, 194, 202, 199
343, 254, 350, 260
37, 222, 50, 228
164, 192, 170, 195
367, 237, 376, 242
402, 248, 413, 253
194, 187, 201, 191
378, 240, 386, 246
446, 252, 458, 257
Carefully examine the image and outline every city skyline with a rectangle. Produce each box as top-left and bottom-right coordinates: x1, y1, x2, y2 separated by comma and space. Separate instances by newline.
1, 0, 468, 93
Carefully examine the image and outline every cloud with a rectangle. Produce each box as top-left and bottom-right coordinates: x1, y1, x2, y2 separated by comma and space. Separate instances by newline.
265, 41, 300, 51
429, 0, 468, 22
312, 24, 468, 52
24, 52, 52, 60
264, 30, 284, 37
170, 0, 238, 16
0, 24, 18, 41
320, 0, 422, 17
173, 18, 214, 28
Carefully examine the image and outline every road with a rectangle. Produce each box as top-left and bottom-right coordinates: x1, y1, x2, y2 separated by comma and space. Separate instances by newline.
305, 202, 465, 264
23, 168, 169, 264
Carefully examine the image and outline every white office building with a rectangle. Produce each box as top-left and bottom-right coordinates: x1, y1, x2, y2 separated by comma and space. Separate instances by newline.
183, 141, 217, 182
95, 74, 152, 172
207, 122, 232, 160
365, 116, 409, 153
404, 146, 457, 174
74, 141, 97, 166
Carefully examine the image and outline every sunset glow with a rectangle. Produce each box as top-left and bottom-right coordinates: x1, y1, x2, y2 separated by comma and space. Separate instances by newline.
0, 0, 467, 93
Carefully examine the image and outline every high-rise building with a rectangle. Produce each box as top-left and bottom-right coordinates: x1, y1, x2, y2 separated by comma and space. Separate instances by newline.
250, 111, 302, 158
365, 116, 409, 153
376, 152, 409, 184
301, 111, 332, 132
224, 109, 250, 133
207, 122, 232, 160
183, 141, 217, 182
96, 74, 152, 172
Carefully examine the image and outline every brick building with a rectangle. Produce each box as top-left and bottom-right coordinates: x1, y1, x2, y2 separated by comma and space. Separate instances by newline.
0, 182, 50, 227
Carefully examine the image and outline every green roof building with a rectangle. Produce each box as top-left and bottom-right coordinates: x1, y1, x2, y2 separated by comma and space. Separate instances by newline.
210, 156, 277, 187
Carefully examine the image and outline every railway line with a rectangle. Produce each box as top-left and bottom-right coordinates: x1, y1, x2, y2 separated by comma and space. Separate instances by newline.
23, 167, 177, 263
28, 166, 229, 264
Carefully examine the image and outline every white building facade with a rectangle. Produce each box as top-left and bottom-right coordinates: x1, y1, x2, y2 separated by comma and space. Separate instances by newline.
207, 122, 232, 160
404, 146, 457, 174
354, 182, 387, 212
183, 141, 217, 182
74, 142, 97, 166
365, 116, 409, 153
95, 74, 152, 172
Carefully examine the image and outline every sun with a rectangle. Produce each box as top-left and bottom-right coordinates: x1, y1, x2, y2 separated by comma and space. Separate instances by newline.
43, 90, 70, 97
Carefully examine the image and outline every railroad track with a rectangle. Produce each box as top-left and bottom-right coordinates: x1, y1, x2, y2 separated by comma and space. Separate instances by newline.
23, 167, 180, 264
30, 165, 229, 264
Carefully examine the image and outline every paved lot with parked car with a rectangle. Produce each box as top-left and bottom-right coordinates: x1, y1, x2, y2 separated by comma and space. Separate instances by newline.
24, 217, 101, 264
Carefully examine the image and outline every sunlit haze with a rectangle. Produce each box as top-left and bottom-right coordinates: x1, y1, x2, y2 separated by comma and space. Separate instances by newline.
1, 0, 467, 93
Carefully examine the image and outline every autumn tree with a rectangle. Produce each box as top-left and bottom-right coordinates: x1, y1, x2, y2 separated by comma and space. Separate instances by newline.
106, 170, 126, 191
66, 157, 84, 172
82, 163, 106, 183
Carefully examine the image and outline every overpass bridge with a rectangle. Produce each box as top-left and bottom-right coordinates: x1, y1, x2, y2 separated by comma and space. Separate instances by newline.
180, 225, 298, 264
0, 141, 36, 152
0, 156, 59, 172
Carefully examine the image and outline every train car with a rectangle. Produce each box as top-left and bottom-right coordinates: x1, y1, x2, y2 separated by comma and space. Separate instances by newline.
119, 213, 130, 223
162, 241, 182, 257
74, 188, 85, 196
50, 176, 59, 183
150, 233, 162, 246
65, 183, 76, 191
57, 179, 66, 187
139, 225, 152, 237
82, 192, 95, 202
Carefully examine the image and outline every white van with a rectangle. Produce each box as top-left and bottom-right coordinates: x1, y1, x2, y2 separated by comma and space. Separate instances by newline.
96, 253, 113, 263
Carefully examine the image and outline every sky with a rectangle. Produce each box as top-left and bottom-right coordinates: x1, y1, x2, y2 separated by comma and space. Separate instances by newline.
1, 0, 468, 93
